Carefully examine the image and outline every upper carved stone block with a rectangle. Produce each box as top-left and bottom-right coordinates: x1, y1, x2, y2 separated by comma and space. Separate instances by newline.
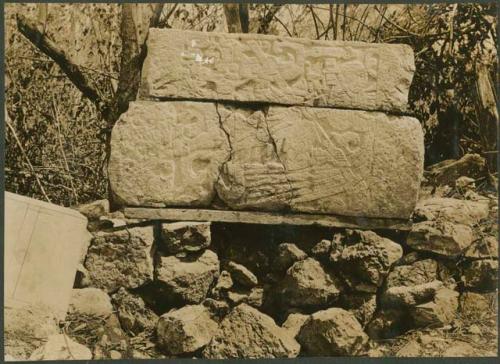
141, 29, 415, 112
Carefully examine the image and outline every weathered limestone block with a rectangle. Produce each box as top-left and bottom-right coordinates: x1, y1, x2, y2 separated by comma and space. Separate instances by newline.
111, 288, 159, 335
155, 250, 220, 304
297, 308, 370, 356
68, 288, 113, 318
216, 106, 423, 219
110, 103, 423, 219
410, 287, 459, 328
339, 293, 377, 327
330, 230, 403, 293
203, 304, 300, 358
141, 29, 415, 112
160, 221, 211, 254
109, 101, 230, 207
278, 258, 340, 308
413, 197, 489, 226
84, 227, 155, 292
157, 304, 219, 355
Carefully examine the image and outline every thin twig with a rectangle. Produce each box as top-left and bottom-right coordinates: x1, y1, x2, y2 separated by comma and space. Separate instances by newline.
5, 109, 52, 203
273, 13, 292, 37
51, 98, 79, 204
309, 5, 320, 39
373, 5, 421, 37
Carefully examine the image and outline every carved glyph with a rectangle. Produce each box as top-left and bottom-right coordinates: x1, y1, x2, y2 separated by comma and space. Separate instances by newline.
141, 29, 415, 112
215, 106, 424, 219
109, 101, 230, 207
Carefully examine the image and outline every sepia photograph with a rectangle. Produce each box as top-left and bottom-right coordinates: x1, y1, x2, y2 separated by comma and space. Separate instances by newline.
3, 1, 499, 360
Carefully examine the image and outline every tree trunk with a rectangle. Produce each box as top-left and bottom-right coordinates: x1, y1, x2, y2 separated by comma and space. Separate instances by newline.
475, 64, 498, 172
223, 4, 249, 33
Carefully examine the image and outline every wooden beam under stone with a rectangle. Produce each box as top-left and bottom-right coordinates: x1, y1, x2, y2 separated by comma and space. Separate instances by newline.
123, 208, 412, 231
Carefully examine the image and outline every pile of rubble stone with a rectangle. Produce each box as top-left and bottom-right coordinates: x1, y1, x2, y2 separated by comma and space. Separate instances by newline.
18, 169, 494, 360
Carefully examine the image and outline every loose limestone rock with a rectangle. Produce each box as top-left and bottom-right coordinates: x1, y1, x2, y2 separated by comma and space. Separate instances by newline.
29, 334, 92, 360
459, 291, 496, 318
155, 249, 220, 304
311, 239, 332, 260
160, 221, 211, 254
211, 270, 233, 299
411, 287, 459, 328
111, 288, 159, 334
385, 259, 442, 289
157, 304, 219, 356
68, 288, 113, 318
463, 236, 498, 260
202, 298, 230, 320
340, 293, 377, 327
227, 288, 264, 308
226, 261, 258, 287
274, 243, 308, 272
330, 230, 403, 293
203, 304, 300, 358
109, 101, 230, 207
407, 220, 474, 257
279, 258, 340, 308
381, 280, 444, 308
282, 313, 309, 339
75, 199, 109, 220
426, 153, 486, 187
92, 314, 131, 360
460, 259, 498, 291
84, 227, 155, 292
365, 309, 409, 339
216, 105, 424, 218
297, 308, 369, 356
141, 29, 415, 112
413, 197, 489, 226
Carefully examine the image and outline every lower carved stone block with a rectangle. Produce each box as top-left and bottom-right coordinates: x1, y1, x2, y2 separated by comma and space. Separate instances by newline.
109, 101, 424, 219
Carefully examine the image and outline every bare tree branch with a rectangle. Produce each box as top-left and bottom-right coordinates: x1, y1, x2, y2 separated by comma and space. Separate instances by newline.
257, 4, 283, 34
223, 3, 248, 33
16, 14, 104, 109
309, 5, 320, 39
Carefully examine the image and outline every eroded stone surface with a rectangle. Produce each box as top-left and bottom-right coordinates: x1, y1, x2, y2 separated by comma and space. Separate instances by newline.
109, 101, 230, 207
407, 220, 474, 257
203, 304, 300, 358
460, 259, 498, 291
297, 308, 369, 356
111, 288, 158, 335
381, 280, 444, 308
141, 29, 415, 112
160, 221, 211, 254
68, 288, 113, 318
413, 198, 489, 226
84, 227, 155, 292
155, 250, 220, 304
411, 288, 459, 328
157, 304, 219, 355
279, 258, 340, 308
340, 293, 377, 327
330, 230, 403, 292
216, 106, 423, 219
110, 102, 423, 219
